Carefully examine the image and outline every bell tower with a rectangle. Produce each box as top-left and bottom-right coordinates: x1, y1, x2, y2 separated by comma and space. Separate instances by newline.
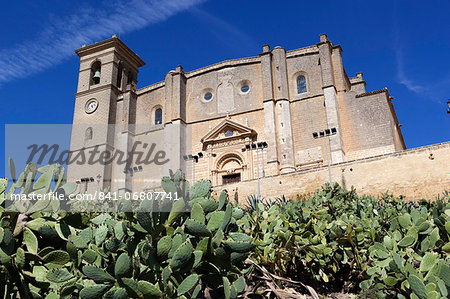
68, 35, 145, 194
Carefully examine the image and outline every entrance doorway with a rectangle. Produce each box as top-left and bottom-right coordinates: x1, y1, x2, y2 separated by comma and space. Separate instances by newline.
222, 173, 241, 185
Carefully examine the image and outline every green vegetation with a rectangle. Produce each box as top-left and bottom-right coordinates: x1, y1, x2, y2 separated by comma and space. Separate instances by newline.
0, 163, 251, 298
0, 162, 449, 298
240, 186, 449, 298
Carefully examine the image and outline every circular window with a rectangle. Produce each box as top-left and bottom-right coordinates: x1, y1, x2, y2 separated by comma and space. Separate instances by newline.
225, 130, 233, 137
238, 81, 251, 94
204, 92, 213, 101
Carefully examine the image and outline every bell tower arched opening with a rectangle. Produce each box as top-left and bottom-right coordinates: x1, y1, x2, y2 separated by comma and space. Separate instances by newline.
90, 61, 101, 86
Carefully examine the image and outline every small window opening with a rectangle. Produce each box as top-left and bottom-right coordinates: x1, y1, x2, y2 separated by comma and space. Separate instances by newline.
241, 84, 249, 93
225, 130, 233, 137
155, 108, 162, 125
297, 75, 307, 94
127, 71, 134, 84
204, 92, 213, 101
85, 127, 93, 143
116, 64, 123, 88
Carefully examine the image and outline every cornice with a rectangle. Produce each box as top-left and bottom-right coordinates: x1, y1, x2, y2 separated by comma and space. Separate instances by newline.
75, 37, 145, 68
355, 88, 388, 98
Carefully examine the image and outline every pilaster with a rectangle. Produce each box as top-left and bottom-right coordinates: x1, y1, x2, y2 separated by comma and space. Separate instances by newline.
260, 45, 279, 175
117, 86, 137, 195
272, 46, 295, 173
163, 67, 187, 177
317, 34, 345, 163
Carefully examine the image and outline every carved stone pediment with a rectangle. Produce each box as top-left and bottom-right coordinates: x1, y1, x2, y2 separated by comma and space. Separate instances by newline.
201, 119, 256, 147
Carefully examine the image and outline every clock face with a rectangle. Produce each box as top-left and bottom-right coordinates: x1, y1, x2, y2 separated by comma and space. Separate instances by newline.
85, 99, 98, 114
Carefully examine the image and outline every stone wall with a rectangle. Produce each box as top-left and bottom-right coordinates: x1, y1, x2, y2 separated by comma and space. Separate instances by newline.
213, 142, 450, 202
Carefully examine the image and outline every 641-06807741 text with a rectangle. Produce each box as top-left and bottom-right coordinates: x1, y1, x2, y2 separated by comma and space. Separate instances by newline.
9, 191, 180, 202
88, 191, 179, 201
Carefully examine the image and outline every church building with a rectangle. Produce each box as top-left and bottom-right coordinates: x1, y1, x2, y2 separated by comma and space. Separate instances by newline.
68, 34, 405, 194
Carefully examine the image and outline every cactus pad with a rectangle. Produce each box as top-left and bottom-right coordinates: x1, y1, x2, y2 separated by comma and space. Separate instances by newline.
83, 265, 115, 283
169, 240, 193, 269
114, 253, 131, 277
46, 269, 73, 283
177, 274, 199, 296
185, 219, 211, 237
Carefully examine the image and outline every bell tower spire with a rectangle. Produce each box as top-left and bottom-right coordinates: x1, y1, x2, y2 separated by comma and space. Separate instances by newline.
68, 35, 145, 194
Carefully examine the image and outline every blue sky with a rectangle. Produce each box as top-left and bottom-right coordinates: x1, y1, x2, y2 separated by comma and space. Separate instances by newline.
1, 0, 449, 177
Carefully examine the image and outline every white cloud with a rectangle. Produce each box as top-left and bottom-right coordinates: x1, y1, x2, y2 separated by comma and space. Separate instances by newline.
0, 0, 205, 84
394, 45, 449, 106
189, 7, 258, 54
394, 48, 425, 93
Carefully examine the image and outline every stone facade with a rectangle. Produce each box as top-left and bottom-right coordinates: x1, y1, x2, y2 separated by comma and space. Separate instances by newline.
213, 142, 450, 202
68, 34, 406, 194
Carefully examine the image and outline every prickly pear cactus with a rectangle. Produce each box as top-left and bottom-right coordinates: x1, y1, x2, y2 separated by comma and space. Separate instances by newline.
0, 178, 7, 209
190, 179, 211, 200
0, 161, 79, 298
0, 165, 251, 298
125, 175, 251, 298
0, 178, 7, 195
240, 184, 450, 298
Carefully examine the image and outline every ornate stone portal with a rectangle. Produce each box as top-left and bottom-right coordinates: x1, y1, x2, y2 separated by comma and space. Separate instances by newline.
201, 118, 256, 185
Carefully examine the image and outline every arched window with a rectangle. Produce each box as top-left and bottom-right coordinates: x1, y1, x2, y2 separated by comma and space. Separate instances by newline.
155, 108, 162, 125
84, 127, 93, 143
91, 61, 101, 85
297, 75, 307, 94
127, 71, 134, 84
116, 63, 123, 88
